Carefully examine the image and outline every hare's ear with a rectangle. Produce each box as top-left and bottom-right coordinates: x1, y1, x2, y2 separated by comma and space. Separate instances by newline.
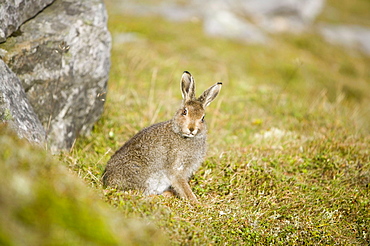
181, 71, 196, 102
198, 82, 222, 108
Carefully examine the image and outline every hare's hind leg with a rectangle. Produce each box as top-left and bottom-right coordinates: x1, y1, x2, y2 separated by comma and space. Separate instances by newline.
172, 177, 199, 203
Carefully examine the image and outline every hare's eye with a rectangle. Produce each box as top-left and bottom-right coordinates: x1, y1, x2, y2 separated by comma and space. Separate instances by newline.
201, 115, 205, 122
182, 108, 188, 116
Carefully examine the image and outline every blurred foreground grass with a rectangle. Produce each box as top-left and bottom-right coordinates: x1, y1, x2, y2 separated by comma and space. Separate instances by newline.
2, 0, 370, 245
0, 126, 168, 245
68, 0, 369, 243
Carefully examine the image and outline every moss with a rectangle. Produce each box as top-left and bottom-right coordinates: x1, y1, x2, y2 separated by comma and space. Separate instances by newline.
0, 126, 168, 245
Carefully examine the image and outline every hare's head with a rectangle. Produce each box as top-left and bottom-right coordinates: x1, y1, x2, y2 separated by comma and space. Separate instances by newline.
172, 71, 222, 138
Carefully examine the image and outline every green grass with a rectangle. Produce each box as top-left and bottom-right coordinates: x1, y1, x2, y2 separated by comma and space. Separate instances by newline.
68, 0, 369, 244
0, 126, 168, 245
2, 0, 370, 245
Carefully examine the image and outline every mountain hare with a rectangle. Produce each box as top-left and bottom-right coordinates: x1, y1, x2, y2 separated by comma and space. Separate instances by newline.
102, 71, 222, 203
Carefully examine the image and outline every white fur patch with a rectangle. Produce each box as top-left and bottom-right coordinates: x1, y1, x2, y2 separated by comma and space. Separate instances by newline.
146, 172, 171, 195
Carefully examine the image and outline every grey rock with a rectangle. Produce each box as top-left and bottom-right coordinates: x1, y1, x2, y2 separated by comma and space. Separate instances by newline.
113, 33, 143, 45
109, 1, 202, 22
319, 24, 370, 56
236, 0, 325, 33
111, 0, 325, 43
0, 0, 111, 151
0, 0, 55, 43
203, 10, 267, 43
0, 59, 46, 145
158, 3, 200, 22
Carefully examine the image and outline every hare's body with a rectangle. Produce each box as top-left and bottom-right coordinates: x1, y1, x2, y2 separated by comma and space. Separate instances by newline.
103, 71, 222, 202
104, 120, 206, 197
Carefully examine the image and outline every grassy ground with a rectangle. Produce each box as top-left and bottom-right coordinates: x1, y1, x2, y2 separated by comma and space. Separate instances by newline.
0, 126, 168, 245
2, 0, 369, 245
62, 0, 369, 244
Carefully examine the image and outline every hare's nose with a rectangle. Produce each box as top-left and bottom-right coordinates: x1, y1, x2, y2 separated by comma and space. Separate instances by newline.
189, 127, 195, 133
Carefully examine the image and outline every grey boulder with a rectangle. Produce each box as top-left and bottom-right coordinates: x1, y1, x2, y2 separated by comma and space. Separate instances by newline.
0, 0, 55, 43
319, 24, 370, 56
0, 59, 46, 145
1, 0, 111, 151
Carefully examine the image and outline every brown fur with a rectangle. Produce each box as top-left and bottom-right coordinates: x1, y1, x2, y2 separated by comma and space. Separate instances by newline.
102, 71, 222, 203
